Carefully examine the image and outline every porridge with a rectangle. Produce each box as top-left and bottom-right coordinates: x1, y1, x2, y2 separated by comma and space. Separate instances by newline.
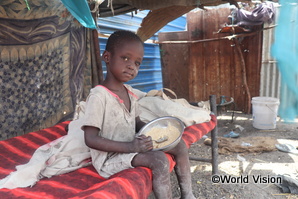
144, 124, 181, 149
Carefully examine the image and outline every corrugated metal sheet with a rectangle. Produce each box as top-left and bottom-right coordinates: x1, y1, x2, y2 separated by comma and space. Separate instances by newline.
260, 7, 281, 98
97, 10, 186, 92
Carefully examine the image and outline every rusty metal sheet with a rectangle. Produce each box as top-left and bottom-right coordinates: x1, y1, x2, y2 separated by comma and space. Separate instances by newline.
159, 31, 190, 99
159, 8, 262, 112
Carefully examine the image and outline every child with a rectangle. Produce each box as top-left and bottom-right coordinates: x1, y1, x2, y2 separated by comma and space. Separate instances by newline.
82, 30, 196, 199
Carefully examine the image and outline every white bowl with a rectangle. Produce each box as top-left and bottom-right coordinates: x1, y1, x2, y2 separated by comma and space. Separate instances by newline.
137, 116, 185, 151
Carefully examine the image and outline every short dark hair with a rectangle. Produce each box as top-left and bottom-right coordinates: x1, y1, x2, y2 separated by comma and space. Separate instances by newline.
105, 30, 144, 53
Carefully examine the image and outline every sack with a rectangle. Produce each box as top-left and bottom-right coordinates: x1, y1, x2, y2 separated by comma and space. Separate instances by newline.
138, 88, 211, 127
204, 137, 278, 155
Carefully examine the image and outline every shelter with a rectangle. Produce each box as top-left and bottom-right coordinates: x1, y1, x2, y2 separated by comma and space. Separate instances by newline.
1, 0, 271, 140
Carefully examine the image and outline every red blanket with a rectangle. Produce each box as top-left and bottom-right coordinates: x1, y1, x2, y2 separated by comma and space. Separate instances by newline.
0, 115, 216, 199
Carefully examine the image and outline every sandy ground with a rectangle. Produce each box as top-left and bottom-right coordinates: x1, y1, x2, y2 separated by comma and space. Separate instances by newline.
169, 110, 298, 199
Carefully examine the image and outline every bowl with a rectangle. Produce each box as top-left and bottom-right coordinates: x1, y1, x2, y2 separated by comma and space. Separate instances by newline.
137, 116, 185, 151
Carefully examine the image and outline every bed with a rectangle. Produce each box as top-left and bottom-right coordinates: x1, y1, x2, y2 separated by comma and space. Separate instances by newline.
0, 115, 216, 199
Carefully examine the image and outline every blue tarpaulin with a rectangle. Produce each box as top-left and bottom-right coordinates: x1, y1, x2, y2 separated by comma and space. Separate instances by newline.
272, 0, 298, 121
61, 0, 97, 29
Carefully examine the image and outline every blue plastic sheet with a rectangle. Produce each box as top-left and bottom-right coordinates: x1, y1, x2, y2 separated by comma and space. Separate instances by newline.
61, 0, 97, 29
271, 0, 298, 121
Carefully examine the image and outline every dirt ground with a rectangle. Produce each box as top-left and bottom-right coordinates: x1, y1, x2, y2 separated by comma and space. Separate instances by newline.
171, 110, 298, 199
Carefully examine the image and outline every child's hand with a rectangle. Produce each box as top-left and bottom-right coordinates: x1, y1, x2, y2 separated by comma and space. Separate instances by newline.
133, 134, 153, 152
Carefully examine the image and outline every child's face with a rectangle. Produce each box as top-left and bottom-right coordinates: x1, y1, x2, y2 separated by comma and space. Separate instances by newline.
106, 40, 144, 83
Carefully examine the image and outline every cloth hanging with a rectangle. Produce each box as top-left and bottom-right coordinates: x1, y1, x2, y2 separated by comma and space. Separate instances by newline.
272, 0, 298, 121
61, 0, 97, 29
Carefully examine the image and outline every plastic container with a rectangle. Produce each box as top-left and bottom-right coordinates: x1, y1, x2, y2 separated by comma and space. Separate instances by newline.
251, 97, 280, 129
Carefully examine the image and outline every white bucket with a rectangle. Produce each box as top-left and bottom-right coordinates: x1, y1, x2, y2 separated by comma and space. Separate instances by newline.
251, 97, 280, 129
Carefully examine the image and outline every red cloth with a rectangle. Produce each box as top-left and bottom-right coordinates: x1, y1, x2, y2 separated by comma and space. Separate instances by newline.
0, 115, 216, 199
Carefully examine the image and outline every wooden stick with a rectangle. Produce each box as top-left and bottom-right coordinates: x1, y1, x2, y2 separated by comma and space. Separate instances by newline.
156, 25, 276, 44
234, 38, 251, 114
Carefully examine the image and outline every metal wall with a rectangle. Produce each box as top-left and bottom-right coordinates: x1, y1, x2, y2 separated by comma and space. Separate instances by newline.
260, 24, 280, 98
159, 7, 263, 113
97, 11, 186, 92
260, 6, 281, 99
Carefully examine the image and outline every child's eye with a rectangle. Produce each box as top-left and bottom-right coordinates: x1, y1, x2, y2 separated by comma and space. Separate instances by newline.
135, 62, 141, 67
122, 57, 129, 61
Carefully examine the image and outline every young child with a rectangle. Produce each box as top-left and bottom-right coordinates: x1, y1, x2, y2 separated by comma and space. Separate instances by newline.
82, 30, 196, 199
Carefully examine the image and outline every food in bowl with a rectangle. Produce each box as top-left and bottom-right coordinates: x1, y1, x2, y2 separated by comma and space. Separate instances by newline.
144, 124, 180, 149
137, 116, 184, 151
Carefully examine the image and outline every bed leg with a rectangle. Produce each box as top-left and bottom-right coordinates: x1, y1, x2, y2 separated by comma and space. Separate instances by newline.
210, 95, 218, 175
188, 95, 219, 174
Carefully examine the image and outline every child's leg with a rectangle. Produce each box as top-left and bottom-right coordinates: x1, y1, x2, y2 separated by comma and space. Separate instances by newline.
167, 140, 196, 199
132, 151, 172, 199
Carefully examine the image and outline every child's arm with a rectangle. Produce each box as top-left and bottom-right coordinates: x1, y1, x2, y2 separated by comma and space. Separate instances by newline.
84, 126, 153, 153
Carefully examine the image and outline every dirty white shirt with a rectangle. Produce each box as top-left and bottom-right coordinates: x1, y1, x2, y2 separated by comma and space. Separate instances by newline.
82, 84, 141, 177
